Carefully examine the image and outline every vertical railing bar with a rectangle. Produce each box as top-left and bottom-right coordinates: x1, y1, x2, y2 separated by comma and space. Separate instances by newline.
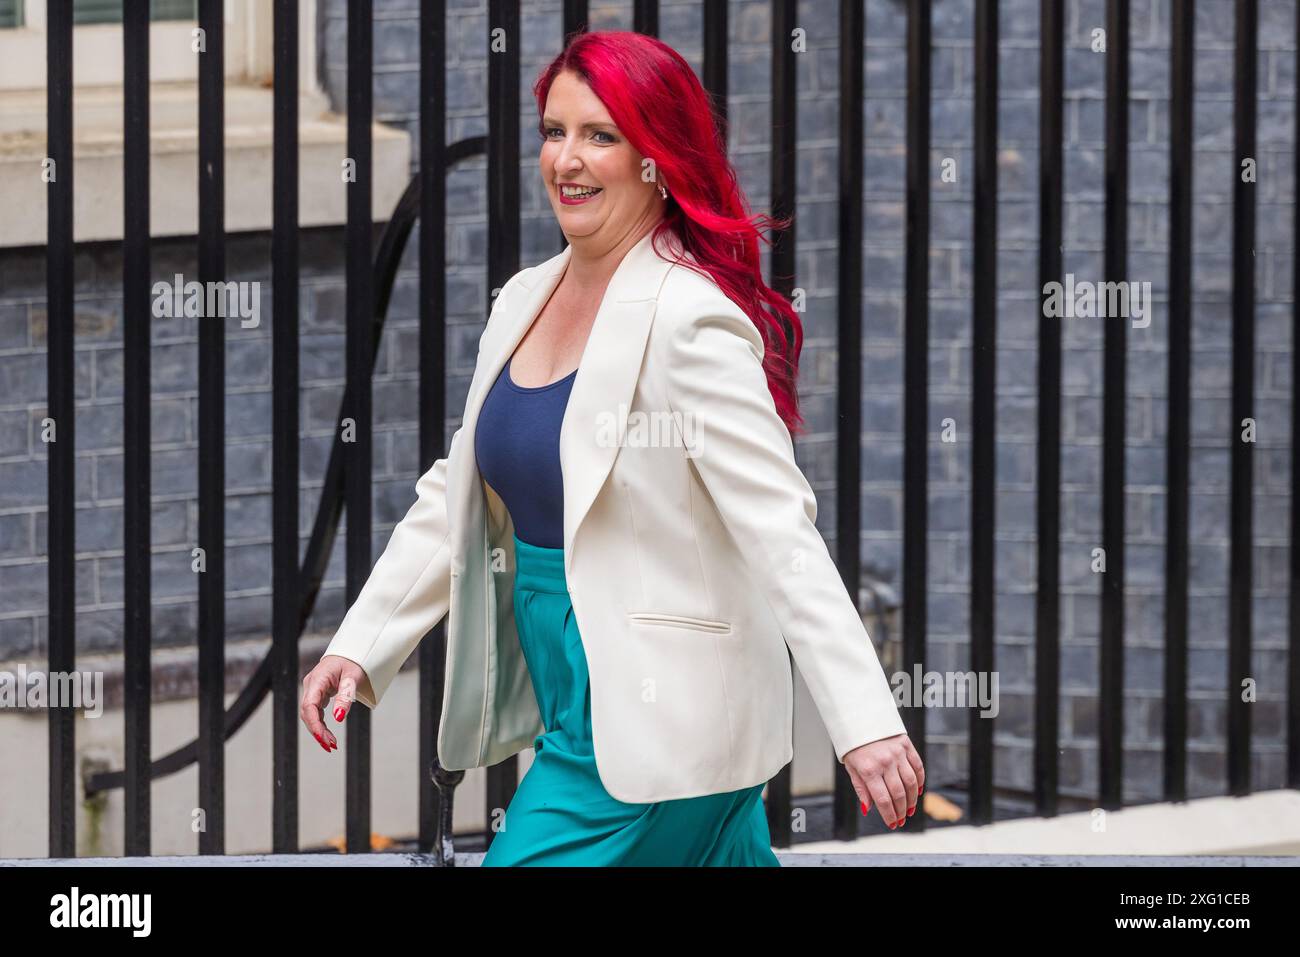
484, 0, 522, 851
633, 0, 658, 38
702, 0, 728, 130
196, 0, 227, 856
45, 0, 76, 861
1229, 0, 1257, 796
763, 0, 797, 849
560, 2, 590, 250
831, 0, 866, 843
271, 0, 302, 854
902, 0, 931, 821
1034, 0, 1064, 821
1164, 0, 1193, 805
344, 0, 376, 853
1290, 0, 1300, 792
562, 0, 589, 40
122, 0, 153, 856
1099, 0, 1128, 811
417, 0, 450, 855
969, 0, 998, 827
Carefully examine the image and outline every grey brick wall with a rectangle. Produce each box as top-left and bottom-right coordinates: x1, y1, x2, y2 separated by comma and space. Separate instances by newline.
1, 0, 1293, 807
0, 222, 491, 653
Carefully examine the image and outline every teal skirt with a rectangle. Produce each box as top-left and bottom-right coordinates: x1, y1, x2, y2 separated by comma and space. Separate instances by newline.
480, 533, 780, 867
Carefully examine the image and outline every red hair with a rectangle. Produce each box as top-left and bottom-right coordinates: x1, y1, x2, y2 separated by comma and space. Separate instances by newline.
532, 30, 806, 435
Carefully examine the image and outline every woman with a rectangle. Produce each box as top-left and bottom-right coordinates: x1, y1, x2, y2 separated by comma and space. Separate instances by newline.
300, 31, 924, 866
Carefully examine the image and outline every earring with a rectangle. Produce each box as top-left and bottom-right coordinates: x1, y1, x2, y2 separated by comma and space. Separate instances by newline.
659, 183, 668, 200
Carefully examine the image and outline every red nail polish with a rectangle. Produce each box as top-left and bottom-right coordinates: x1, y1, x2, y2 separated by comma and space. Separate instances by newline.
908, 806, 915, 815
334, 706, 345, 722
860, 800, 867, 816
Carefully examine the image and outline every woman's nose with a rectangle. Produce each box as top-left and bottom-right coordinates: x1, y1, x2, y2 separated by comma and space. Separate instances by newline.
555, 139, 584, 169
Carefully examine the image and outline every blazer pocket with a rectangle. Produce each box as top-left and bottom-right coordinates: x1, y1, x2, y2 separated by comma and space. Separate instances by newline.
626, 612, 733, 634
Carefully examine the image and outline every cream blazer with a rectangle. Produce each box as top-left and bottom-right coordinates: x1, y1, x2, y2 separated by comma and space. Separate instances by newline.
323, 226, 906, 803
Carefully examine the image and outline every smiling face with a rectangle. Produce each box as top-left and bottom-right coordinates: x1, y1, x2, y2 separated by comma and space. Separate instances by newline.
539, 70, 662, 242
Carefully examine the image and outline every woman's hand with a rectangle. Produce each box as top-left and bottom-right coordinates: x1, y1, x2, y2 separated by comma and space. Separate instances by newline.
844, 733, 925, 830
300, 654, 367, 753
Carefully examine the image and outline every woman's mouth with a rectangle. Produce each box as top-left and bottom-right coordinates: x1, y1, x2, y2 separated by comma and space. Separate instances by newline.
559, 184, 603, 205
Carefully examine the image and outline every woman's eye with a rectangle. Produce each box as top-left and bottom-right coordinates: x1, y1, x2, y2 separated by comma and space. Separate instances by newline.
541, 128, 616, 143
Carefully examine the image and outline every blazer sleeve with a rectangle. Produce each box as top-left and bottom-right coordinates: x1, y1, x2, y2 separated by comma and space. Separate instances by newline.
321, 270, 527, 709
321, 430, 459, 710
657, 294, 907, 763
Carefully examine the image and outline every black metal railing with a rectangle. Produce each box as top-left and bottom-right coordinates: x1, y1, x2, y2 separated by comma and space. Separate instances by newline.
271, 0, 302, 859
121, 0, 152, 858
39, 0, 1300, 863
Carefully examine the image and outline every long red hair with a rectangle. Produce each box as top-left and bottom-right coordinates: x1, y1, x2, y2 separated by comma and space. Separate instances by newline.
533, 30, 805, 435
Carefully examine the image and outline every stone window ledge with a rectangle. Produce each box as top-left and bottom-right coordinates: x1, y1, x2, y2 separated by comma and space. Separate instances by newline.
0, 80, 411, 249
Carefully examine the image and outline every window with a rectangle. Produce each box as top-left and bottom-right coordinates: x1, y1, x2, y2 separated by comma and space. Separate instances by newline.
0, 0, 254, 89
0, 0, 413, 247
72, 1, 199, 25
0, 0, 198, 28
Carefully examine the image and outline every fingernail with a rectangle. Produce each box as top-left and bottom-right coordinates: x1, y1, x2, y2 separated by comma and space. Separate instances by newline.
860, 800, 867, 816
908, 806, 915, 816
334, 706, 345, 722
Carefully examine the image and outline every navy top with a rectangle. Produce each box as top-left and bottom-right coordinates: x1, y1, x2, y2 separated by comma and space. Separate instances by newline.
474, 354, 578, 548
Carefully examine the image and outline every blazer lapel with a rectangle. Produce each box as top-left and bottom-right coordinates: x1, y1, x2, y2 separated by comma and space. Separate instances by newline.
456, 227, 681, 564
